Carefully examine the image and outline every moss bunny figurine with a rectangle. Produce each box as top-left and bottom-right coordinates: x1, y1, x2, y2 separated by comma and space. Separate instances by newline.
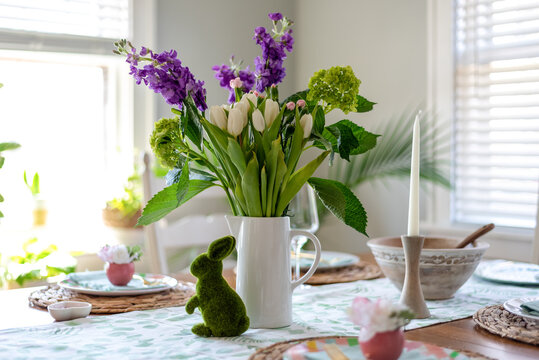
185, 235, 250, 337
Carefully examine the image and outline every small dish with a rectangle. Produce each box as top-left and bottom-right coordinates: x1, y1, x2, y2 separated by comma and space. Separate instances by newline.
291, 250, 359, 270
503, 296, 539, 323
48, 301, 92, 321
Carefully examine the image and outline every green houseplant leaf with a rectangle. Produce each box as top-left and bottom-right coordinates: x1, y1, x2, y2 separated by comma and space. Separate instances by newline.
355, 95, 376, 113
308, 177, 368, 236
137, 179, 216, 226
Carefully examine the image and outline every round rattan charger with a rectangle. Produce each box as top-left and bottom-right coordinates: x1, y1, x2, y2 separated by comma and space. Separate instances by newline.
248, 336, 493, 360
473, 304, 539, 345
301, 261, 382, 285
28, 282, 195, 314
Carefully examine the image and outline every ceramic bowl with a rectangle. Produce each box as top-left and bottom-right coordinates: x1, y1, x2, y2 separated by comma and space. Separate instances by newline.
48, 301, 92, 321
367, 237, 489, 300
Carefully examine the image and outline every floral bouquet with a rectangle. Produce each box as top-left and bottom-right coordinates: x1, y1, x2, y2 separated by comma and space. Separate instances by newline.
114, 12, 378, 235
349, 297, 414, 360
98, 244, 142, 286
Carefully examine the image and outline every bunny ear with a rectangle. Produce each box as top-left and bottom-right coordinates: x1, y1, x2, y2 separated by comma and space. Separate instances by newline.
207, 235, 236, 261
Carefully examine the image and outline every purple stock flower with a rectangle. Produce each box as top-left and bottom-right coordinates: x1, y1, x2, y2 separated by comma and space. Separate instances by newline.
212, 62, 255, 103
252, 20, 294, 92
268, 12, 283, 21
126, 46, 207, 111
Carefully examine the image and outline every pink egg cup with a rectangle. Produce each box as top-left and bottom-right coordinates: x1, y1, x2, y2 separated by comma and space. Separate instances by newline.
359, 328, 404, 360
105, 262, 135, 286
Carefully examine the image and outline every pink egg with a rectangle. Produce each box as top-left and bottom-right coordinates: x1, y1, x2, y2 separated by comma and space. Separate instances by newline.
106, 262, 135, 286
359, 328, 404, 360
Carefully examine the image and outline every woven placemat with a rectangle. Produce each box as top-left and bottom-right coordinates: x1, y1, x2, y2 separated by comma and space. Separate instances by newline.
302, 261, 382, 285
473, 304, 539, 345
28, 282, 195, 314
248, 336, 492, 360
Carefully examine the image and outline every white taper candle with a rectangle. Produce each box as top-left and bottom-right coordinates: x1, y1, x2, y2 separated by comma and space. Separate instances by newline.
407, 112, 421, 236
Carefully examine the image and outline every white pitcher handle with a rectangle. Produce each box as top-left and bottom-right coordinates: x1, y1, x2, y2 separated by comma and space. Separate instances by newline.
289, 230, 321, 291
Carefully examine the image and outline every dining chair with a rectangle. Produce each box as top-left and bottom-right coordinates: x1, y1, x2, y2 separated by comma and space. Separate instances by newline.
142, 153, 231, 274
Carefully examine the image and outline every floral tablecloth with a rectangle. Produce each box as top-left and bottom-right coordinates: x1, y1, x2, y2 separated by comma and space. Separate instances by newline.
0, 275, 537, 359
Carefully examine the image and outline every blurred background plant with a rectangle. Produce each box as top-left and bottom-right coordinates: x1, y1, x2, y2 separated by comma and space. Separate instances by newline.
102, 169, 143, 229
321, 109, 451, 220
24, 170, 48, 226
1, 237, 76, 289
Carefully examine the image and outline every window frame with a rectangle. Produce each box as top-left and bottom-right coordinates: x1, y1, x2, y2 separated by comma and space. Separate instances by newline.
425, 0, 536, 262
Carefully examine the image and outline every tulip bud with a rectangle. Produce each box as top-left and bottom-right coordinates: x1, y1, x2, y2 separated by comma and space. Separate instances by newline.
299, 114, 313, 139
252, 109, 266, 132
235, 100, 250, 127
209, 105, 227, 130
296, 99, 306, 108
286, 101, 295, 111
227, 108, 245, 137
242, 92, 258, 107
229, 77, 243, 89
264, 99, 279, 127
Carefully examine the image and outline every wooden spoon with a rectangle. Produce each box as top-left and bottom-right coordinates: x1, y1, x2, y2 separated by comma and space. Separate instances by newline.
455, 223, 495, 249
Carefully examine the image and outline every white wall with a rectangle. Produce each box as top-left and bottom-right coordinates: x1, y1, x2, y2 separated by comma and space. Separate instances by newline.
294, 0, 428, 252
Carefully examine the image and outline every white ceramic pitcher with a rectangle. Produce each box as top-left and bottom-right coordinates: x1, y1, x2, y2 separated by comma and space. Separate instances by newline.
226, 216, 321, 328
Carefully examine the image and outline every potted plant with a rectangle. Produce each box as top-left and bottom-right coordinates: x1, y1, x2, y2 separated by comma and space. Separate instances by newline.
102, 171, 142, 229
114, 12, 378, 327
24, 171, 47, 226
98, 244, 142, 286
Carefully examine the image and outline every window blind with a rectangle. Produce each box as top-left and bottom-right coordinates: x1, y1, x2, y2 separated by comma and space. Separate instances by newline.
454, 0, 539, 228
0, 0, 129, 39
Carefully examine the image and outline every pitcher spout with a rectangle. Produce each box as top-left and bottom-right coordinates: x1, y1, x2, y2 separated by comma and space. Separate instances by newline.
225, 215, 242, 239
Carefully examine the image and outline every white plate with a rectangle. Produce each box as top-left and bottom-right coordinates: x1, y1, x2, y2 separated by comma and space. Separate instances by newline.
474, 260, 539, 286
291, 250, 359, 270
503, 296, 539, 322
59, 273, 178, 296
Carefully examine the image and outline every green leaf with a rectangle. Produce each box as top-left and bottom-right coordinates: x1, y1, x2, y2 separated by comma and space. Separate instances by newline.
275, 151, 329, 216
271, 150, 287, 215
241, 156, 262, 216
0, 142, 20, 152
0, 156, 4, 168
0, 210, 3, 218
315, 120, 379, 158
171, 108, 182, 116
228, 138, 247, 174
32, 173, 40, 195
182, 100, 203, 149
313, 106, 325, 135
175, 160, 190, 203
136, 180, 215, 226
326, 122, 358, 161
0, 193, 3, 202
355, 95, 376, 113
308, 177, 368, 236
261, 166, 267, 213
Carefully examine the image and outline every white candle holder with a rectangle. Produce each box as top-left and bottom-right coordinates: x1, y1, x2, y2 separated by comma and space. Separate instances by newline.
399, 235, 430, 319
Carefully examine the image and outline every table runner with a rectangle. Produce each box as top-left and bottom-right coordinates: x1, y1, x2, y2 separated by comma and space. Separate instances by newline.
0, 276, 537, 359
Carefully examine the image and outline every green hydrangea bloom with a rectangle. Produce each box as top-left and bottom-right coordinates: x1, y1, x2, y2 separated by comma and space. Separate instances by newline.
307, 66, 361, 114
149, 117, 183, 169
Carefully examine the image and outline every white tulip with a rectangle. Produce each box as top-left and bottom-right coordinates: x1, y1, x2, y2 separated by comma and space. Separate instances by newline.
242, 92, 258, 106
264, 99, 279, 127
299, 114, 313, 138
227, 108, 245, 137
252, 109, 266, 132
235, 99, 250, 127
209, 105, 227, 130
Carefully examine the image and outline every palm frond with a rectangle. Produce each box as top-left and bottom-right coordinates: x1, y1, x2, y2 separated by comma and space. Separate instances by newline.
330, 108, 451, 189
